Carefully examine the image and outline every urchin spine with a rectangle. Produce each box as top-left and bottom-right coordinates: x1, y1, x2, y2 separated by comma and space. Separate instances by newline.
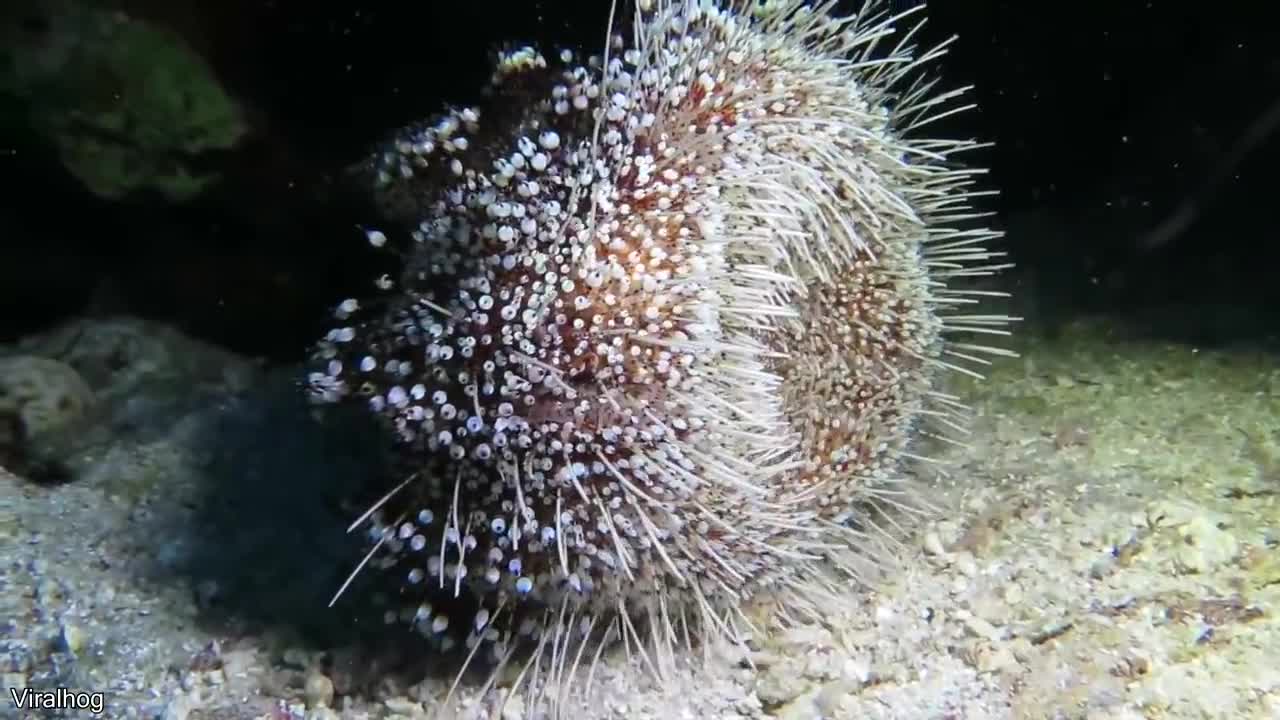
308, 0, 1010, 704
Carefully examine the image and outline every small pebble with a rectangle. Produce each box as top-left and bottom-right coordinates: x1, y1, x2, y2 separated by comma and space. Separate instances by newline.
976, 644, 1019, 673
35, 579, 61, 603
281, 647, 311, 670
1, 673, 28, 693
1003, 579, 1024, 602
500, 691, 526, 720
304, 672, 334, 709
159, 694, 192, 720
960, 612, 1000, 641
384, 697, 423, 715
195, 579, 220, 609
953, 551, 978, 577
1173, 516, 1239, 574
58, 623, 85, 654
923, 531, 946, 556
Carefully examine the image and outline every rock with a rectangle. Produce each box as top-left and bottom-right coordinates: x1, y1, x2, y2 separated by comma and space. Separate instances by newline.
0, 356, 95, 438
0, 2, 246, 201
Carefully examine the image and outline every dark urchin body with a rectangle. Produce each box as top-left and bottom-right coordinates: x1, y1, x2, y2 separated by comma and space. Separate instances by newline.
307, 0, 1010, 703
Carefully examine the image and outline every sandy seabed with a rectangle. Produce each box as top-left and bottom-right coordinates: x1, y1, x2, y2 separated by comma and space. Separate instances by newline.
2, 314, 1278, 719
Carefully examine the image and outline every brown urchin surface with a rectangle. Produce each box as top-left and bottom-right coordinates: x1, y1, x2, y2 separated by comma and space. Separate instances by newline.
307, 0, 1006, 679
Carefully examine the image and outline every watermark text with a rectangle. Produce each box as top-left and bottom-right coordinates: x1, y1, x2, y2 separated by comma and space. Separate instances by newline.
9, 687, 106, 715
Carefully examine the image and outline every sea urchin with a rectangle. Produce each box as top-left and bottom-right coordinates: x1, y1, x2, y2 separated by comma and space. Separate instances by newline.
307, 0, 1010, 709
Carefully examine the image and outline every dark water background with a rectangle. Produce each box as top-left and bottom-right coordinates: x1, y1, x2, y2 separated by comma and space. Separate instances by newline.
2, 0, 1277, 352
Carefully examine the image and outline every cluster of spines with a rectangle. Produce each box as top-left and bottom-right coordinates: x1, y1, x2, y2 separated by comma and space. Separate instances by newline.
307, 0, 1011, 708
